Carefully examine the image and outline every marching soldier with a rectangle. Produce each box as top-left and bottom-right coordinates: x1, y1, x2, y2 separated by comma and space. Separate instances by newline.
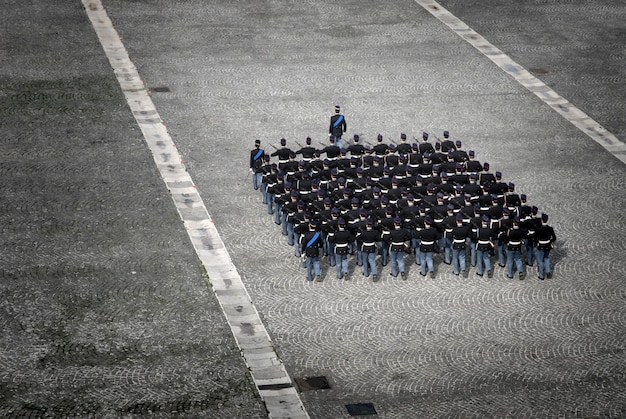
328, 218, 354, 280
475, 215, 496, 278
418, 132, 435, 155
534, 213, 557, 280
295, 136, 317, 162
329, 105, 347, 148
505, 216, 528, 280
397, 133, 412, 155
271, 138, 293, 171
249, 139, 265, 190
416, 216, 439, 278
300, 220, 324, 282
440, 130, 456, 152
451, 213, 471, 277
388, 217, 411, 279
358, 218, 381, 281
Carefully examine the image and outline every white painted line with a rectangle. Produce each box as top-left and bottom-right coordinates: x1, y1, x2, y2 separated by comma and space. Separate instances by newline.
81, 1, 309, 417
415, 0, 626, 165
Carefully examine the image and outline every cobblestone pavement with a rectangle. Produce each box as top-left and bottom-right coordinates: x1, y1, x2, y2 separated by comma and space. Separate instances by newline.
1, 0, 625, 418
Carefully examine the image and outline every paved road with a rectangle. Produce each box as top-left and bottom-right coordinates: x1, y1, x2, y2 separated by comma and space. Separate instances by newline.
1, 0, 625, 418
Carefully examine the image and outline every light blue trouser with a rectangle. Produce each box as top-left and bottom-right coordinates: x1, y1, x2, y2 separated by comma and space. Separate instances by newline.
335, 253, 349, 278
452, 248, 466, 274
390, 250, 405, 276
305, 256, 321, 280
253, 172, 262, 190
363, 252, 377, 276
420, 251, 434, 275
535, 247, 551, 278
476, 249, 492, 275
506, 249, 523, 277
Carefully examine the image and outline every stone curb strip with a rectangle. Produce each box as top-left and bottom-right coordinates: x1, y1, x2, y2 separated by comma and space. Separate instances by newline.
81, 1, 309, 417
415, 0, 626, 165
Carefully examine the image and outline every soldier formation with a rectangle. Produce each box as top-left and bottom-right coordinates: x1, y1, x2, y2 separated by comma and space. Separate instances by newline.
249, 111, 557, 283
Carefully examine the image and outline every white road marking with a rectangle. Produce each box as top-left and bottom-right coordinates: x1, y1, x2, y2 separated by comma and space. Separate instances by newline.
81, 1, 309, 417
415, 0, 626, 165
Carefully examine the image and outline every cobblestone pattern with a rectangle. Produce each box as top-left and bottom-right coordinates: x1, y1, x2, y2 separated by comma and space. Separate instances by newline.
1, 0, 625, 417
438, 0, 626, 146
104, 0, 626, 417
0, 0, 266, 417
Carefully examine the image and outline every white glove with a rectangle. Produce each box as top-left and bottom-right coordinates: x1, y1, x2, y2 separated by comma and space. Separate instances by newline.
249, 168, 253, 172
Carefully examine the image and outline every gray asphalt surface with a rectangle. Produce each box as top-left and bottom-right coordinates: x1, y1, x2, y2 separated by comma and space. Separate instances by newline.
1, 0, 625, 418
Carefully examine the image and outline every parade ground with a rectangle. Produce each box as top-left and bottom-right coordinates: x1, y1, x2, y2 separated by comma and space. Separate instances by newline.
1, 0, 625, 418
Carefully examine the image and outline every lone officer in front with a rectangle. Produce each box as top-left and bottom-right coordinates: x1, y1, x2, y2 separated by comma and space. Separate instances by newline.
329, 105, 347, 149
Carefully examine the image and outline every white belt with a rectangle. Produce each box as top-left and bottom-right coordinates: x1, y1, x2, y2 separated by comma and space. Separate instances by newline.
392, 242, 405, 246
538, 240, 551, 245
363, 242, 376, 246
453, 239, 466, 244
478, 240, 491, 245
421, 240, 435, 245
509, 241, 521, 246
336, 243, 349, 247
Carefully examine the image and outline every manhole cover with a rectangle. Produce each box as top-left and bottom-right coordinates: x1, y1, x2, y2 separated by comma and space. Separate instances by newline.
294, 376, 331, 392
346, 403, 377, 416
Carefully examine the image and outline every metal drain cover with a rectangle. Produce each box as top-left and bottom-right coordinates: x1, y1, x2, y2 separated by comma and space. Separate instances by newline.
346, 403, 377, 416
294, 376, 331, 392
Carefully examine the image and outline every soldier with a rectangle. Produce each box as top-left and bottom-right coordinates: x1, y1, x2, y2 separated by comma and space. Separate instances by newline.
323, 207, 341, 267
287, 201, 307, 254
496, 207, 513, 268
478, 162, 496, 186
259, 155, 272, 205
372, 134, 389, 156
440, 130, 456, 153
358, 218, 381, 281
465, 150, 483, 175
346, 134, 366, 157
534, 213, 557, 280
249, 139, 265, 190
263, 162, 278, 213
475, 215, 496, 278
300, 220, 324, 282
270, 138, 293, 171
328, 218, 354, 280
295, 136, 317, 162
329, 105, 347, 148
505, 216, 528, 280
388, 217, 411, 279
451, 213, 471, 277
451, 140, 469, 163
441, 204, 456, 265
416, 216, 439, 278
418, 131, 435, 155
504, 182, 521, 212
319, 136, 342, 161
397, 133, 412, 155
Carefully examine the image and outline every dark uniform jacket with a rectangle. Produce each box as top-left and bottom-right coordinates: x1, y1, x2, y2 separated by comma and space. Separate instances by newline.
301, 229, 324, 257
330, 113, 347, 138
